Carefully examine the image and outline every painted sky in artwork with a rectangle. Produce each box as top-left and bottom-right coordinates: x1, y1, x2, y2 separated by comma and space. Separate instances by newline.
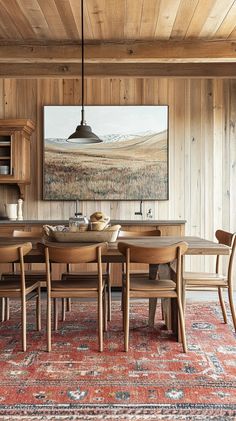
44, 105, 168, 139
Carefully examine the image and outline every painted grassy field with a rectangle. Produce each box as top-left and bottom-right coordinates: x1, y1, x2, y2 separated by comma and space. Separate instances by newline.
43, 131, 168, 200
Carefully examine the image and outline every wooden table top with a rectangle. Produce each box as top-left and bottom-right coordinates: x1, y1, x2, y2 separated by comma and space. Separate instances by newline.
0, 235, 230, 263
110, 236, 230, 255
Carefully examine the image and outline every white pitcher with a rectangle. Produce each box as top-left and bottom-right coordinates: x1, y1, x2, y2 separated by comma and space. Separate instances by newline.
5, 203, 18, 220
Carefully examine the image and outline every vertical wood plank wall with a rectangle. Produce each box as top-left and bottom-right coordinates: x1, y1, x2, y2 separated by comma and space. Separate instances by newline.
0, 78, 235, 252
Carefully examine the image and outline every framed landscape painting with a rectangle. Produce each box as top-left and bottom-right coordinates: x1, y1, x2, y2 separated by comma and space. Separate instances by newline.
43, 105, 169, 200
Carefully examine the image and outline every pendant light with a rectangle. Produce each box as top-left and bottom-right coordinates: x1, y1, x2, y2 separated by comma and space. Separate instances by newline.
67, 0, 102, 143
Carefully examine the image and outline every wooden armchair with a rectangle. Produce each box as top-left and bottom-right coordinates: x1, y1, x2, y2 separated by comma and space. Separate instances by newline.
0, 242, 41, 351
118, 241, 188, 352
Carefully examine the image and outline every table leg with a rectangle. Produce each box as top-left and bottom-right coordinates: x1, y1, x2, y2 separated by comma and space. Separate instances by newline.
148, 263, 180, 341
149, 298, 157, 327
148, 264, 159, 327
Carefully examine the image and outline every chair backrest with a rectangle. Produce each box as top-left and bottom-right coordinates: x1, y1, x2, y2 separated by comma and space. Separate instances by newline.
0, 242, 32, 263
215, 229, 236, 279
13, 229, 43, 237
40, 242, 107, 289
39, 242, 108, 264
118, 241, 188, 292
118, 241, 188, 265
118, 229, 161, 238
215, 229, 235, 247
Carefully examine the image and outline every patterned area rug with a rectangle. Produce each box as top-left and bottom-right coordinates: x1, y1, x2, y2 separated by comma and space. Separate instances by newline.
0, 299, 235, 420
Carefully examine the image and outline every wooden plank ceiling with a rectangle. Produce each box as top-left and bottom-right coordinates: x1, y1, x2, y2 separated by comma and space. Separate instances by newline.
0, 0, 236, 77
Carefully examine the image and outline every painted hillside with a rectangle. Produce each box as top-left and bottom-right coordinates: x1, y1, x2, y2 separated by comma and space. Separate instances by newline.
44, 130, 168, 200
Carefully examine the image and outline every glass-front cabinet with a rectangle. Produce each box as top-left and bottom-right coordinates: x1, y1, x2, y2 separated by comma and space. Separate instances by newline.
0, 119, 35, 199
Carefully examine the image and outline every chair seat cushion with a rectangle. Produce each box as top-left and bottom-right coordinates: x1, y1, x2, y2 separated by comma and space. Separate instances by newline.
130, 275, 176, 291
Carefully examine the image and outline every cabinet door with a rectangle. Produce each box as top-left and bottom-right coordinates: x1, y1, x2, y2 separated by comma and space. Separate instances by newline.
0, 133, 13, 180
0, 224, 27, 236
0, 119, 35, 199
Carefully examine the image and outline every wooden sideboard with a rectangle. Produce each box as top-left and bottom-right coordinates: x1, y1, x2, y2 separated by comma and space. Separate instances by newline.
0, 219, 185, 286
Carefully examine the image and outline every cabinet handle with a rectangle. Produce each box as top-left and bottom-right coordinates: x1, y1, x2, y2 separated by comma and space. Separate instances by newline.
12, 167, 14, 175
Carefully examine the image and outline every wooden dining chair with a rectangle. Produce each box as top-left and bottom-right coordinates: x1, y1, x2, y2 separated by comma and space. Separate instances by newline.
118, 229, 161, 277
1, 229, 46, 321
0, 242, 41, 351
118, 241, 188, 352
118, 229, 161, 314
39, 242, 108, 352
60, 261, 111, 322
12, 231, 72, 323
183, 229, 236, 330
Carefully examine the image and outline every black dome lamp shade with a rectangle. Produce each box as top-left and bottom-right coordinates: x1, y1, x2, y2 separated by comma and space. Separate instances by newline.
67, 0, 102, 144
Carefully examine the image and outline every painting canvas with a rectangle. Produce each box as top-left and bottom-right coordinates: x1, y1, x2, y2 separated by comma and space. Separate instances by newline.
43, 105, 169, 200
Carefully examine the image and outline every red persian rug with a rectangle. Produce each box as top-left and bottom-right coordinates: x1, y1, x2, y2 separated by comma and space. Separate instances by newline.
0, 299, 235, 420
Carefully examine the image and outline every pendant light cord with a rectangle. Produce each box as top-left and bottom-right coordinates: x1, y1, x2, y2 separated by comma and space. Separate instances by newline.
68, 0, 100, 141
81, 0, 85, 125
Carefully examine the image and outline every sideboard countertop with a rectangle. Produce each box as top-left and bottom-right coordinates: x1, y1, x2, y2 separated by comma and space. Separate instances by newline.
0, 219, 186, 225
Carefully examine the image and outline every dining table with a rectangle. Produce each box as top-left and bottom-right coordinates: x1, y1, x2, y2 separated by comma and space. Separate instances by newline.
0, 235, 230, 340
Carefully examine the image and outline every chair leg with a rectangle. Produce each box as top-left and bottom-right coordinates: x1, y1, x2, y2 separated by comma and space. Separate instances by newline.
103, 288, 108, 332
177, 296, 187, 353
182, 283, 186, 315
54, 298, 58, 331
122, 284, 126, 332
36, 286, 41, 331
218, 287, 227, 323
124, 290, 129, 352
66, 298, 71, 312
6, 298, 10, 320
107, 280, 112, 322
1, 298, 5, 322
161, 299, 165, 320
22, 295, 27, 352
62, 298, 66, 321
98, 291, 103, 352
47, 296, 52, 352
121, 278, 125, 312
228, 286, 236, 331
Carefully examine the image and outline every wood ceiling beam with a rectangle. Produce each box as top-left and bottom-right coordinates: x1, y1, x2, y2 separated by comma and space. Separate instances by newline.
0, 63, 236, 78
0, 40, 236, 63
